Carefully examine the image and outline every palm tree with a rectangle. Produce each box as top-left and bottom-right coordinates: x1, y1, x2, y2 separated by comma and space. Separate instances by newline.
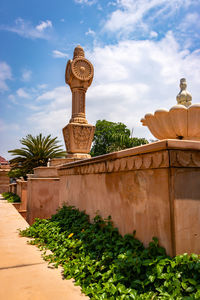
9, 133, 66, 177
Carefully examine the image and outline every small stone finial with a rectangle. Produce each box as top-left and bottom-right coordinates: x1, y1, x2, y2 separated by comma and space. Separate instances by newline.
47, 158, 51, 167
73, 45, 85, 59
176, 78, 192, 107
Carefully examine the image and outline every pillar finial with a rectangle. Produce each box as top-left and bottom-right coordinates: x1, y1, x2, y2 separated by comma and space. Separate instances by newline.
176, 78, 192, 107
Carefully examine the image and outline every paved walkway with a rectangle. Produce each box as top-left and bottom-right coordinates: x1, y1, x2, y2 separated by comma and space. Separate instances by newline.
0, 195, 89, 300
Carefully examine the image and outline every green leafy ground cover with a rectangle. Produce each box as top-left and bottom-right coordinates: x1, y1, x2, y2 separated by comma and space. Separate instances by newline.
2, 192, 21, 203
20, 206, 200, 300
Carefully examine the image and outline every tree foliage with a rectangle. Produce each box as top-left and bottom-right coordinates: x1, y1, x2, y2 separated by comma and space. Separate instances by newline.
90, 120, 148, 157
8, 168, 24, 179
8, 133, 66, 177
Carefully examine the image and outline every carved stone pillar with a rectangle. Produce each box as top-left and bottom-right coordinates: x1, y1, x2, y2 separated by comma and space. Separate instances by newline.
63, 45, 95, 158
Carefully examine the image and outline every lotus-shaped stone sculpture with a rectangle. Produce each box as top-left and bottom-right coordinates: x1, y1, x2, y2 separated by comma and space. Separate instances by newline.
141, 104, 200, 140
141, 79, 200, 141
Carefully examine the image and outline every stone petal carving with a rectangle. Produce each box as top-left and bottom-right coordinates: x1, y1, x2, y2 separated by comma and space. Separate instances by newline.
154, 109, 176, 139
142, 113, 164, 139
169, 105, 187, 138
192, 152, 200, 167
181, 152, 191, 166
153, 152, 163, 168
114, 159, 120, 172
120, 158, 127, 171
170, 150, 198, 167
99, 163, 105, 173
59, 149, 200, 177
177, 151, 191, 166
141, 103, 200, 141
188, 104, 200, 139
143, 155, 152, 169
94, 163, 99, 173
107, 161, 114, 172
135, 157, 143, 169
127, 157, 135, 170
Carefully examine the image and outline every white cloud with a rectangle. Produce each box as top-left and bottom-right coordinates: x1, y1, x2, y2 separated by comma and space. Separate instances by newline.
16, 88, 31, 99
36, 20, 52, 32
28, 86, 70, 145
36, 86, 67, 102
21, 69, 32, 82
0, 119, 19, 132
103, 0, 195, 37
108, 1, 117, 6
84, 32, 200, 139
150, 31, 158, 38
178, 12, 200, 31
74, 0, 97, 5
0, 18, 53, 39
20, 32, 200, 146
0, 61, 12, 91
37, 84, 48, 89
85, 28, 96, 37
52, 50, 68, 58
8, 94, 18, 104
0, 119, 21, 160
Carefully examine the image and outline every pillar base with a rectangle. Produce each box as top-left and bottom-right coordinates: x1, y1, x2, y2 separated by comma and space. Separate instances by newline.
63, 122, 95, 154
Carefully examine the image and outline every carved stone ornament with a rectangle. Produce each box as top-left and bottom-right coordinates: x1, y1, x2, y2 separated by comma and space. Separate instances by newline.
58, 150, 170, 176
176, 78, 192, 107
58, 149, 200, 177
71, 58, 93, 82
170, 150, 200, 167
65, 45, 94, 89
141, 79, 200, 141
63, 123, 95, 154
65, 60, 72, 84
63, 45, 95, 157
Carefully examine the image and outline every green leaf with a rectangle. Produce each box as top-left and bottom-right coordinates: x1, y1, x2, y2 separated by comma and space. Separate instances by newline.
188, 278, 197, 285
149, 275, 155, 282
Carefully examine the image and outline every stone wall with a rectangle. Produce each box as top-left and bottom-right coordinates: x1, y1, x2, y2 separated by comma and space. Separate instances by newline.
9, 180, 28, 219
25, 140, 200, 256
9, 183, 17, 194
0, 166, 10, 193
26, 167, 60, 225
57, 140, 200, 256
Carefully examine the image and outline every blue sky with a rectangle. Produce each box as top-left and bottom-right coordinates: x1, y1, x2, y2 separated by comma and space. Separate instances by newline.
1, 0, 200, 159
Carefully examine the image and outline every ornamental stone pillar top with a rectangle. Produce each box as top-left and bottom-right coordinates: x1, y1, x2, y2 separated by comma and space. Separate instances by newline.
62, 45, 95, 159
65, 45, 94, 124
176, 78, 192, 107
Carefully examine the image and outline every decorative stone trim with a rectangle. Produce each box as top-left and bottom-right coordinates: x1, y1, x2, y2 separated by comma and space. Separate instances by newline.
58, 150, 169, 176
170, 150, 200, 167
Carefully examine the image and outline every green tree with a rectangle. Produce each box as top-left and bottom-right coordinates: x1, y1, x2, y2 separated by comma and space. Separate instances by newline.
8, 168, 24, 179
9, 133, 66, 177
90, 120, 148, 157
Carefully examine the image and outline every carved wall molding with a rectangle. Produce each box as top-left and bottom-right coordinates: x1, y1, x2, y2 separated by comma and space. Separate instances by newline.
58, 150, 170, 176
170, 150, 200, 167
58, 149, 200, 176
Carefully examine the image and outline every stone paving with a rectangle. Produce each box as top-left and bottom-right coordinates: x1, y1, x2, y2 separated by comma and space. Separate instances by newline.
0, 195, 89, 300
